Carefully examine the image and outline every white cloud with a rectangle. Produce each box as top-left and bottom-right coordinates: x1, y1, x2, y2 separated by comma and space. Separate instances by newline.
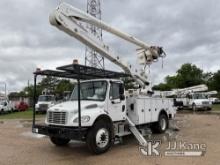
0, 0, 220, 93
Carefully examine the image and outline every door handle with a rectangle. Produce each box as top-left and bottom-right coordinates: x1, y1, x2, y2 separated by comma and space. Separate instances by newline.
111, 100, 121, 104
122, 105, 125, 112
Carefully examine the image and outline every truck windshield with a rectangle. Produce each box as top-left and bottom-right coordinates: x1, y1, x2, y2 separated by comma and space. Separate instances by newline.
193, 93, 207, 99
38, 96, 54, 102
70, 81, 107, 101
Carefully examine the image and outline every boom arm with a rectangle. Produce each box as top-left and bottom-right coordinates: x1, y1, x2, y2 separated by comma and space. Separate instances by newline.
203, 91, 218, 96
162, 84, 209, 97
49, 3, 165, 87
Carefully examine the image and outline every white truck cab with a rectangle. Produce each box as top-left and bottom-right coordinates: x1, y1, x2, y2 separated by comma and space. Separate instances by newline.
46, 79, 126, 127
36, 95, 56, 113
0, 100, 14, 113
209, 97, 220, 104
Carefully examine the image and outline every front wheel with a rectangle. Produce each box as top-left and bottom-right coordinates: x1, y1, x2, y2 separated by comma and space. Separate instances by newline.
86, 120, 113, 154
49, 137, 70, 146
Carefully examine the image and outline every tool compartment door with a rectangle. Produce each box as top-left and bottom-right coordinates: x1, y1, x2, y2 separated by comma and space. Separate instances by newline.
150, 98, 163, 122
134, 98, 145, 125
144, 99, 152, 123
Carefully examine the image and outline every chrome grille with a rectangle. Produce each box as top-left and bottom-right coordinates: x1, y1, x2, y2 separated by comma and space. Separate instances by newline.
47, 111, 67, 125
39, 104, 48, 109
202, 101, 209, 105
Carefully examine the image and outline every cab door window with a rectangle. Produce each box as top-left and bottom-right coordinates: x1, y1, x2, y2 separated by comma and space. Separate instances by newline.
109, 83, 120, 100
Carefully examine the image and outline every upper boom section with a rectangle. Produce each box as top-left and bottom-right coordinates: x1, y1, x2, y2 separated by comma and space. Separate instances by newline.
49, 3, 167, 88
49, 3, 165, 66
163, 84, 209, 97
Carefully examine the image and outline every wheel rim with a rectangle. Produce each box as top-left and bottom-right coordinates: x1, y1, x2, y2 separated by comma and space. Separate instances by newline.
96, 128, 109, 148
160, 118, 167, 131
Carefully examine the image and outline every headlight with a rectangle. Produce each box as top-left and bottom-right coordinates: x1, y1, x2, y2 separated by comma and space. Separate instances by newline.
73, 116, 90, 123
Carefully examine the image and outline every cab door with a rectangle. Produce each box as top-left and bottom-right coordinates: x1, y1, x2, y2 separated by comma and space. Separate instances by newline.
107, 82, 126, 121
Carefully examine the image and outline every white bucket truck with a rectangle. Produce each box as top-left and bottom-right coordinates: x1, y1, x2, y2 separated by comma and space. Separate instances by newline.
32, 3, 177, 154
167, 85, 212, 111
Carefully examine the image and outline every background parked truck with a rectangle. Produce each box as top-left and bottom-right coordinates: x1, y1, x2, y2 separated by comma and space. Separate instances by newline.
35, 95, 55, 113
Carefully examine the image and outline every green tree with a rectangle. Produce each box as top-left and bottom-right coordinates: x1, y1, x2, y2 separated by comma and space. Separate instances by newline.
121, 78, 135, 90
175, 63, 204, 88
153, 63, 205, 90
17, 77, 75, 100
152, 83, 172, 91
55, 80, 75, 95
209, 70, 220, 94
38, 77, 59, 92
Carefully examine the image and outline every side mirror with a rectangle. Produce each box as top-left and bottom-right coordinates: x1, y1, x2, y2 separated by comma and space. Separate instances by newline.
120, 94, 125, 101
119, 83, 125, 101
4, 102, 7, 106
173, 99, 183, 107
119, 83, 124, 95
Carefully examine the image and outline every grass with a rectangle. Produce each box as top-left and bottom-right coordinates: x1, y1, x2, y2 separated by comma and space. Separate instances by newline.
0, 104, 220, 120
0, 109, 45, 120
212, 104, 220, 111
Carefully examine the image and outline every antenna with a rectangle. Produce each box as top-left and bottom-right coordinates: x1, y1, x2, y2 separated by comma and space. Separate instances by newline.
85, 0, 104, 69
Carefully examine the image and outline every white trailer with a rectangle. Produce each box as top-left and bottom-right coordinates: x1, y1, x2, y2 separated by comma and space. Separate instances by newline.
32, 3, 176, 154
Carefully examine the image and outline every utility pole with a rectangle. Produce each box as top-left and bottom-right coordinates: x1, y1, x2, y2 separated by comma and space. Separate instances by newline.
0, 82, 7, 98
85, 0, 104, 69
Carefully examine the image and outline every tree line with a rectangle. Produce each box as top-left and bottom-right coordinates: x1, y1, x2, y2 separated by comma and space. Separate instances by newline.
152, 63, 220, 97
9, 77, 75, 99
9, 63, 220, 99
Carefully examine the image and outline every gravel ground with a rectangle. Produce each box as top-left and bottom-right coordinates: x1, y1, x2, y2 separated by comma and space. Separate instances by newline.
0, 113, 220, 165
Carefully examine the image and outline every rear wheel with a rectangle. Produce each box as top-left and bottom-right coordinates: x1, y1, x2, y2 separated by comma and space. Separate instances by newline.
151, 113, 169, 134
86, 119, 113, 154
50, 137, 70, 146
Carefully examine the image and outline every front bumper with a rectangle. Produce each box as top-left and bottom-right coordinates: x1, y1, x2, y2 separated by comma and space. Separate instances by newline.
32, 125, 88, 141
36, 108, 48, 112
196, 104, 212, 110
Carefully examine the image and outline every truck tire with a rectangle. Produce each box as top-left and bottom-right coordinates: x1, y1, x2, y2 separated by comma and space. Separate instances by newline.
208, 107, 212, 111
86, 119, 113, 154
49, 137, 70, 146
151, 113, 169, 134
